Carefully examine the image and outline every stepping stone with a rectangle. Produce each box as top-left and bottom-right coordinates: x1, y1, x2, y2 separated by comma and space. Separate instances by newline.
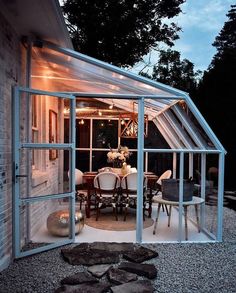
88, 264, 112, 278
111, 280, 153, 293
118, 262, 157, 279
72, 243, 90, 251
61, 248, 120, 265
108, 268, 137, 284
69, 242, 134, 253
89, 242, 134, 253
123, 246, 158, 263
55, 282, 111, 293
61, 272, 98, 285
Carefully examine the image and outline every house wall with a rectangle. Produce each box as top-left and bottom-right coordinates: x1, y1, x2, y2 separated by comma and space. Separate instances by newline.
0, 11, 64, 271
0, 11, 23, 270
29, 95, 64, 238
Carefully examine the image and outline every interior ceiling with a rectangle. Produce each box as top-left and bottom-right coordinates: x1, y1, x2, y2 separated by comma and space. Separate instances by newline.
65, 98, 129, 118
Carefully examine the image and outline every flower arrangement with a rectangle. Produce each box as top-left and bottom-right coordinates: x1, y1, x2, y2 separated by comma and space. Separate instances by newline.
107, 145, 132, 168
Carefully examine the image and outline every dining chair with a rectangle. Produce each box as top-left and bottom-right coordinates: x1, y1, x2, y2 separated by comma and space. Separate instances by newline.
121, 172, 147, 221
68, 168, 87, 210
152, 170, 172, 214
93, 172, 120, 221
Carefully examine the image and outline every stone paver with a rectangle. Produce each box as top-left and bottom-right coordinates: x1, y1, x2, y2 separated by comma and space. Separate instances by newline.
108, 268, 137, 284
123, 246, 158, 263
61, 272, 98, 285
87, 264, 112, 278
61, 248, 120, 265
89, 242, 134, 253
111, 280, 153, 293
118, 262, 157, 279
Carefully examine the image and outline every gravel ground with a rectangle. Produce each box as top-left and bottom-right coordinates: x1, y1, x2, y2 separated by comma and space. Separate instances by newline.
0, 207, 235, 293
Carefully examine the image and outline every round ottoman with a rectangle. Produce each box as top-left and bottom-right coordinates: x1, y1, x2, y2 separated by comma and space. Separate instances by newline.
47, 210, 84, 237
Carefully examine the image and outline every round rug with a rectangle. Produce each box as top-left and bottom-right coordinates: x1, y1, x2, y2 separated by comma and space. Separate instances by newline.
85, 211, 154, 231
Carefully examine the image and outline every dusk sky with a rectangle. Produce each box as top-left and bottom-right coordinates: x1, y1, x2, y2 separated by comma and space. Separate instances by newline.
132, 0, 235, 74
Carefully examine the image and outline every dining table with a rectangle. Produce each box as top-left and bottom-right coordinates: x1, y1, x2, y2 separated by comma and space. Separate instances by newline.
83, 171, 158, 218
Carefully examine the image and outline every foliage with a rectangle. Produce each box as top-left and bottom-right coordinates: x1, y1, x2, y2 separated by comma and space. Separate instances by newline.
196, 5, 236, 188
62, 0, 184, 67
212, 5, 236, 63
142, 49, 201, 95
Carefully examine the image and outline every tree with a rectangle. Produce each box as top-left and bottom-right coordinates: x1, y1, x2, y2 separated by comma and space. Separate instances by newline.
62, 0, 185, 67
196, 5, 236, 189
212, 5, 236, 62
151, 49, 199, 94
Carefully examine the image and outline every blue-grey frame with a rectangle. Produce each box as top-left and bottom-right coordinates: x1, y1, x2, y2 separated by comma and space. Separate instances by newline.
12, 86, 76, 258
21, 39, 226, 247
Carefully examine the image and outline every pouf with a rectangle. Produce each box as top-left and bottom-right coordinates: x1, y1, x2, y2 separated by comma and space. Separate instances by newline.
47, 210, 84, 237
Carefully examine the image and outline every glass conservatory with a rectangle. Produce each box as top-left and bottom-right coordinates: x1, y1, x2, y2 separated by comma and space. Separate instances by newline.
12, 39, 225, 258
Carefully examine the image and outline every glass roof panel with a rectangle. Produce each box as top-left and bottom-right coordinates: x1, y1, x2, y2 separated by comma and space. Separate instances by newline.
31, 46, 174, 97
30, 43, 223, 151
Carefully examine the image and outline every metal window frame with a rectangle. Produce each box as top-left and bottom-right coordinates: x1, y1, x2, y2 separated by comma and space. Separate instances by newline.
12, 86, 76, 258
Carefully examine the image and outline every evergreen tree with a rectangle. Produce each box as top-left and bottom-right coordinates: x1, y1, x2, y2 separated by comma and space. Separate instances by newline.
62, 0, 184, 67
196, 5, 236, 189
151, 49, 199, 94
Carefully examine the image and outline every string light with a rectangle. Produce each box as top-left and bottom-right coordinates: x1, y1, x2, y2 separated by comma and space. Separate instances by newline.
109, 99, 114, 109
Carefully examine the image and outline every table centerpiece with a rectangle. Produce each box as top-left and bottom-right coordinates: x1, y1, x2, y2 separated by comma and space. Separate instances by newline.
107, 145, 132, 172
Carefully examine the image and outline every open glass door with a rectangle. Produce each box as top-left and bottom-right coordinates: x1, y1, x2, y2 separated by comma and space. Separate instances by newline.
12, 86, 76, 258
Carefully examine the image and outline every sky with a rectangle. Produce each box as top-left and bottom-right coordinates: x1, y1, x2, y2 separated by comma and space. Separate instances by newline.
131, 0, 235, 74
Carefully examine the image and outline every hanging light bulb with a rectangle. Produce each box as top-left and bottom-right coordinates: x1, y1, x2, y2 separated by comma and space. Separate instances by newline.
121, 119, 125, 125
109, 99, 114, 109
98, 110, 102, 116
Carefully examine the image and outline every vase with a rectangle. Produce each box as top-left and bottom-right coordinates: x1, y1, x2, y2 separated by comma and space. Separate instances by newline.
112, 167, 121, 174
113, 160, 123, 168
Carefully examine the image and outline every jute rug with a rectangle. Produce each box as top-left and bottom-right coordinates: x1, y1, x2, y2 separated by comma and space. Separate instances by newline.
85, 211, 154, 231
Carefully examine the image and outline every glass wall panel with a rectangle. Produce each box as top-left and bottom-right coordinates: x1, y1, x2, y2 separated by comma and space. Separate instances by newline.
92, 151, 108, 170
147, 152, 173, 175
76, 119, 90, 148
143, 151, 216, 242
20, 92, 70, 145
19, 198, 77, 253
76, 151, 90, 172
19, 149, 71, 199
127, 151, 137, 168
144, 121, 170, 149
120, 138, 137, 149
93, 120, 118, 148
